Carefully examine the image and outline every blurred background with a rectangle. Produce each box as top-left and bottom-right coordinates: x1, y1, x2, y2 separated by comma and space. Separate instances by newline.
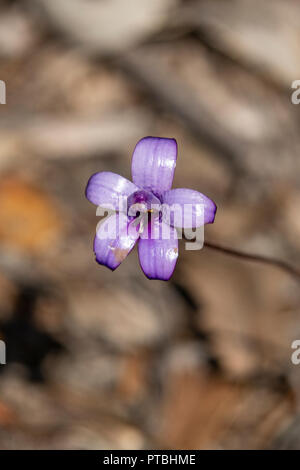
0, 0, 299, 450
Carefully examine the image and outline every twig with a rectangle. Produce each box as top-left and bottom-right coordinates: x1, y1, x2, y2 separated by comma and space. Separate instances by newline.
204, 241, 300, 281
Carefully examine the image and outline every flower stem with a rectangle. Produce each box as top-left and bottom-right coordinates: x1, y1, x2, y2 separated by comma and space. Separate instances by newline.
204, 241, 300, 281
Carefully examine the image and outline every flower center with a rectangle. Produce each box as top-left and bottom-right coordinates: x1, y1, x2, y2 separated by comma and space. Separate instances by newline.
127, 190, 161, 216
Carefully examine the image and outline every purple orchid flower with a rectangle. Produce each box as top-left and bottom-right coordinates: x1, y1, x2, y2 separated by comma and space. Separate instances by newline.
85, 137, 217, 280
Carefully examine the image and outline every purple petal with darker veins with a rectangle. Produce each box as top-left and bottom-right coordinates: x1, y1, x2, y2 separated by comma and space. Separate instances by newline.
86, 171, 138, 211
138, 220, 178, 281
162, 188, 217, 228
94, 213, 139, 271
131, 137, 177, 198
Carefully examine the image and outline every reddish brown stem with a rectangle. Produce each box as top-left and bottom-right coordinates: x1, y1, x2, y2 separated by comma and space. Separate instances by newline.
204, 241, 300, 281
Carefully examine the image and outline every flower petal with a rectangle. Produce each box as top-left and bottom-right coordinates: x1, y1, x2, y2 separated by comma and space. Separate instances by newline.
131, 137, 177, 197
86, 171, 138, 211
94, 212, 139, 271
138, 220, 178, 280
162, 188, 217, 228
